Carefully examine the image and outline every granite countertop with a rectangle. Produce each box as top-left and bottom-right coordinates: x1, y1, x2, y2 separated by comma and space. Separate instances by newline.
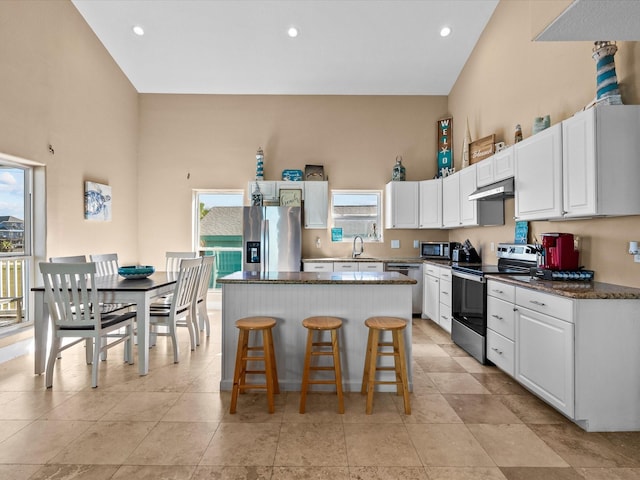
488, 274, 640, 300
218, 271, 417, 285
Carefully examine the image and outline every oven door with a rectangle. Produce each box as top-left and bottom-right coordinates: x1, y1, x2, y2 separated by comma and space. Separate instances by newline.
451, 270, 487, 336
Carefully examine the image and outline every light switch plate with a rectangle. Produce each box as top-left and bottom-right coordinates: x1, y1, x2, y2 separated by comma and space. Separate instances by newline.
413, 240, 419, 248
391, 240, 400, 249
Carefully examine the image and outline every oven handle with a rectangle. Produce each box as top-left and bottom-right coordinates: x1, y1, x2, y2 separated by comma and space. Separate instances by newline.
452, 270, 486, 283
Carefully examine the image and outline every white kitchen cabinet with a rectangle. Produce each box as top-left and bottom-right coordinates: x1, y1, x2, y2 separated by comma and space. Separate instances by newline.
476, 147, 515, 187
459, 165, 478, 226
247, 181, 278, 202
562, 105, 640, 218
486, 280, 516, 376
303, 181, 328, 229
418, 178, 442, 229
333, 261, 358, 272
441, 173, 460, 228
515, 287, 574, 418
514, 123, 563, 221
385, 181, 419, 229
438, 268, 452, 333
422, 264, 440, 323
358, 262, 384, 272
303, 262, 333, 272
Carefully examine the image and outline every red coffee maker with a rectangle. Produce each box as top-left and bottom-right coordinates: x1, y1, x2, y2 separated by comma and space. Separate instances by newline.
540, 233, 579, 271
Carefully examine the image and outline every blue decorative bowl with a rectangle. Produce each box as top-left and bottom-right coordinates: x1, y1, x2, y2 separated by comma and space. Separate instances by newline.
118, 265, 155, 279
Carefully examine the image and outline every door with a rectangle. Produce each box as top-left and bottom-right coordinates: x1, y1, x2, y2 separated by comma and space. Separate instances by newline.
442, 173, 460, 228
515, 306, 574, 417
562, 108, 596, 217
459, 164, 478, 226
419, 179, 442, 228
385, 182, 419, 228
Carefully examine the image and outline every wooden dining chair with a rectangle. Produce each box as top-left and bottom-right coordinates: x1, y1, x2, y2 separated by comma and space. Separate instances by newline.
195, 255, 215, 339
49, 255, 87, 263
39, 262, 136, 388
90, 253, 120, 276
166, 251, 198, 276
149, 257, 201, 361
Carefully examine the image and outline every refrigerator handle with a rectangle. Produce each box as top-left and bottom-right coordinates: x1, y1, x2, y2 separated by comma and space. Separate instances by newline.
262, 219, 269, 272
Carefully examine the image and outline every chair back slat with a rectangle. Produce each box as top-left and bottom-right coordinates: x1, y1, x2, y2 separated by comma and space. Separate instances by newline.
165, 251, 198, 275
39, 262, 100, 329
90, 253, 119, 276
171, 258, 201, 316
50, 255, 87, 263
197, 255, 215, 303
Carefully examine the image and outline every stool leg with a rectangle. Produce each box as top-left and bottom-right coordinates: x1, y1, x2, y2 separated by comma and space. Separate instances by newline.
392, 330, 403, 396
361, 327, 374, 394
230, 329, 248, 414
299, 328, 314, 414
365, 329, 379, 415
331, 328, 345, 414
267, 327, 280, 394
262, 328, 275, 414
396, 329, 411, 415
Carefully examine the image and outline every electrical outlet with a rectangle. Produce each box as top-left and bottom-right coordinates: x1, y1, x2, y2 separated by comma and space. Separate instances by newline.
413, 240, 419, 248
391, 240, 400, 249
490, 242, 495, 252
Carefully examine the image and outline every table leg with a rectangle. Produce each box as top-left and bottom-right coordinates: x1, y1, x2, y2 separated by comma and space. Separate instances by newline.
33, 291, 48, 375
137, 294, 150, 375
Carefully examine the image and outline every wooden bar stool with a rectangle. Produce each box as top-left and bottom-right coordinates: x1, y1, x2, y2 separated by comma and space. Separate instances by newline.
300, 316, 345, 414
361, 316, 410, 415
230, 316, 279, 414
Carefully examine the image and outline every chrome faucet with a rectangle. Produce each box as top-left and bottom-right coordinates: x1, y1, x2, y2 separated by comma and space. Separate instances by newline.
352, 235, 364, 258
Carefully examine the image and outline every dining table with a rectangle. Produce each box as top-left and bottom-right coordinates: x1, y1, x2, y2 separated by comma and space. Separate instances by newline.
32, 271, 176, 376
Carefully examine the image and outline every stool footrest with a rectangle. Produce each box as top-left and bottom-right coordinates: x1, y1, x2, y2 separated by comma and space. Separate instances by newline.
308, 379, 338, 385
310, 366, 336, 371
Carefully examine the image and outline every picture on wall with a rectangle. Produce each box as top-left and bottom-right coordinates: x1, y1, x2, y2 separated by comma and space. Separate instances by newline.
84, 181, 112, 221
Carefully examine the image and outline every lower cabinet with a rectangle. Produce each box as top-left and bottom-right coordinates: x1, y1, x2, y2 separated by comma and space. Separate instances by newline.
303, 262, 333, 272
422, 264, 452, 333
304, 261, 384, 273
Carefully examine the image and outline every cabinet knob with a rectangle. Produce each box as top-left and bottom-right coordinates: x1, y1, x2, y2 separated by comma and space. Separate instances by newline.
442, 291, 449, 295
530, 300, 546, 306
491, 314, 503, 320
492, 289, 504, 294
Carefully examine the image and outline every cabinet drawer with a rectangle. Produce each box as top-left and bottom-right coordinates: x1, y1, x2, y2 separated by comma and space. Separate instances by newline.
487, 329, 515, 377
439, 279, 452, 307
438, 301, 452, 333
333, 262, 358, 272
439, 267, 452, 281
487, 296, 515, 340
487, 280, 515, 302
303, 262, 333, 272
424, 264, 439, 277
360, 262, 384, 272
516, 287, 573, 321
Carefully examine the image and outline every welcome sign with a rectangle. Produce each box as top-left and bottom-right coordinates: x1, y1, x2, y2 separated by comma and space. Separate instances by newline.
437, 117, 453, 177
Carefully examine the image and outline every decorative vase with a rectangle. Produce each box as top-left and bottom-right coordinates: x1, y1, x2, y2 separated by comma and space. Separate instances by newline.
514, 124, 523, 143
592, 41, 623, 105
392, 156, 406, 181
255, 147, 264, 181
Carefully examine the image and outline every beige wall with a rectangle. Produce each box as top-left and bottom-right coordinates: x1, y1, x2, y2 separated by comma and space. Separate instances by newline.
0, 0, 139, 265
137, 95, 449, 265
448, 0, 640, 287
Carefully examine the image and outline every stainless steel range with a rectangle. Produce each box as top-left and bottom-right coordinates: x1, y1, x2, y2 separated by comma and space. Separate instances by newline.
451, 243, 537, 364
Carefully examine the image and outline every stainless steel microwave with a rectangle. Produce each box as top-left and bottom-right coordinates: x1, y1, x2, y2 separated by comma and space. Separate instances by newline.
420, 241, 460, 260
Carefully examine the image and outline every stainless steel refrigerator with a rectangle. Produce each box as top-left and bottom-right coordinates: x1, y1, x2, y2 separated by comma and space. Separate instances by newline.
242, 206, 302, 272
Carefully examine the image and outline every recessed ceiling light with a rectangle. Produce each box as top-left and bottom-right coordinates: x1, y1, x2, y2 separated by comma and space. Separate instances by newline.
132, 25, 145, 36
440, 26, 451, 37
287, 26, 299, 38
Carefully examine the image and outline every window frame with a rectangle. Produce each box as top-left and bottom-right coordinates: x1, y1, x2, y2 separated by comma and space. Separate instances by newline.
330, 189, 383, 243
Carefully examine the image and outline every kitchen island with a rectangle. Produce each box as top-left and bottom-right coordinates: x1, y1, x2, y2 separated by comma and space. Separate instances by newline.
218, 271, 415, 392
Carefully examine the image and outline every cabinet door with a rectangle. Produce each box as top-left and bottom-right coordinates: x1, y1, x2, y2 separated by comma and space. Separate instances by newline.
493, 147, 515, 182
476, 157, 495, 187
459, 164, 478, 226
442, 174, 460, 228
438, 301, 452, 333
423, 274, 440, 323
333, 262, 358, 272
359, 262, 384, 272
247, 181, 277, 202
514, 124, 563, 221
562, 108, 596, 218
303, 181, 328, 229
385, 182, 419, 229
418, 179, 442, 229
303, 262, 333, 272
516, 306, 574, 417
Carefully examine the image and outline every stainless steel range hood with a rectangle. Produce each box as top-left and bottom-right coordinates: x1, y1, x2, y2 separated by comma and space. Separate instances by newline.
468, 178, 514, 201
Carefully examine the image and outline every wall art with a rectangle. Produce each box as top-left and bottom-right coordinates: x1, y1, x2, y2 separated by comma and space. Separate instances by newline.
84, 181, 112, 221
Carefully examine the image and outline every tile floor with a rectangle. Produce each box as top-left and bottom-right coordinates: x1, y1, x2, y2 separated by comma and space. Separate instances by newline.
0, 304, 639, 480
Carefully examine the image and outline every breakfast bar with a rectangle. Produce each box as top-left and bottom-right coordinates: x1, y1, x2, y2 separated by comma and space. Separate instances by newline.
218, 271, 415, 392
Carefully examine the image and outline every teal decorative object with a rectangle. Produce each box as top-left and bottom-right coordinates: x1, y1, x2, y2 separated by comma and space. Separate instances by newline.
118, 265, 155, 279
256, 147, 264, 180
391, 156, 406, 181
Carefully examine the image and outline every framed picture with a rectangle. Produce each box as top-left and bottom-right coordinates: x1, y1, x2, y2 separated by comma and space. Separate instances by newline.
279, 188, 302, 207
84, 181, 112, 221
469, 134, 496, 164
304, 164, 324, 181
437, 117, 453, 177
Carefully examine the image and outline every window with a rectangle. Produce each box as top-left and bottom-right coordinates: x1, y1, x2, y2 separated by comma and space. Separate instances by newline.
194, 190, 244, 289
331, 190, 382, 242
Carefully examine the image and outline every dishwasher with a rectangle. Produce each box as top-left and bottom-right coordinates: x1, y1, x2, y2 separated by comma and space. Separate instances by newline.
385, 263, 423, 315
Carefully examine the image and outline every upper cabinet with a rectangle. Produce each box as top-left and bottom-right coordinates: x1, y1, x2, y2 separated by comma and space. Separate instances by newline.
385, 181, 419, 229
514, 123, 563, 221
419, 178, 442, 229
562, 105, 640, 218
477, 146, 515, 188
442, 173, 461, 228
515, 105, 640, 221
303, 181, 328, 229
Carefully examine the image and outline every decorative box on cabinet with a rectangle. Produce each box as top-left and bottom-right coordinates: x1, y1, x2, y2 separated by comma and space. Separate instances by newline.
562, 105, 640, 218
385, 181, 419, 229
